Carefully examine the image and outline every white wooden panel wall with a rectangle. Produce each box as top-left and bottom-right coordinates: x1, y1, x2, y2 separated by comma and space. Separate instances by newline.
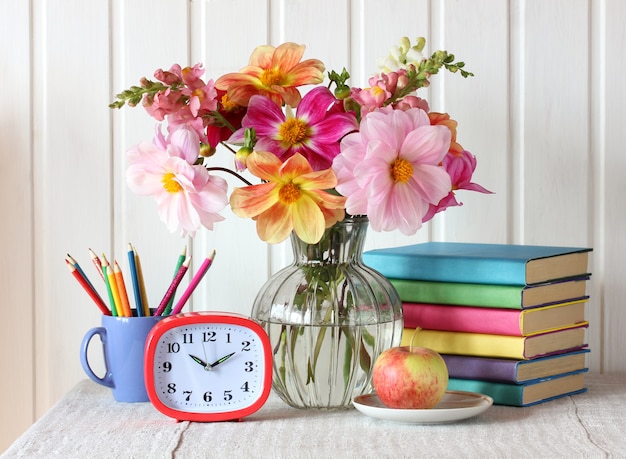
2, 0, 624, 451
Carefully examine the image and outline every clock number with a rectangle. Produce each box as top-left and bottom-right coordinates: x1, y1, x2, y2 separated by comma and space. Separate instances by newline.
182, 333, 193, 344
203, 391, 213, 402
162, 361, 172, 372
224, 390, 233, 401
167, 342, 180, 353
244, 361, 254, 372
167, 383, 176, 394
183, 391, 192, 401
241, 341, 251, 351
241, 381, 250, 392
226, 333, 231, 343
203, 331, 216, 342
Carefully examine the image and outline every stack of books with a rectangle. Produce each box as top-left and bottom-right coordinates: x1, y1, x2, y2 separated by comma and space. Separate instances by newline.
363, 242, 593, 407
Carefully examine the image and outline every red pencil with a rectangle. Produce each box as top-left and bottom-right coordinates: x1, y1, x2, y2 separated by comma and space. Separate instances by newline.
153, 256, 191, 316
170, 250, 216, 315
67, 262, 111, 315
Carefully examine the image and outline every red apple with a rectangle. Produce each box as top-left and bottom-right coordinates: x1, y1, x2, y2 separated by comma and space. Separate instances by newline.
372, 346, 448, 409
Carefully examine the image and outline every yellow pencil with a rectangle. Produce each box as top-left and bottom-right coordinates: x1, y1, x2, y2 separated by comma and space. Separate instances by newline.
103, 255, 123, 317
114, 261, 132, 317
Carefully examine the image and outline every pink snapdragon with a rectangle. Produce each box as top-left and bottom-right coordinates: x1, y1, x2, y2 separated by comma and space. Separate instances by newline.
142, 64, 219, 143
350, 70, 412, 115
333, 107, 452, 235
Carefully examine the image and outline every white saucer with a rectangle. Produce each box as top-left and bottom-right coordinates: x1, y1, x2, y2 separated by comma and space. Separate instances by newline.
353, 390, 493, 424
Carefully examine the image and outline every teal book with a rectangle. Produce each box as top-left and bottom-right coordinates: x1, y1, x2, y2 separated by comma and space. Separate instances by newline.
364, 242, 592, 286
446, 369, 588, 406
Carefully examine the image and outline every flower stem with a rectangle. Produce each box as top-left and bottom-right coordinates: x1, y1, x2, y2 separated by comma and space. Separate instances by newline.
204, 166, 253, 186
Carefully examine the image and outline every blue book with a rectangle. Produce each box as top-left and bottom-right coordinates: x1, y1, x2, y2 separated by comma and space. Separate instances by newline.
363, 242, 592, 286
447, 369, 588, 406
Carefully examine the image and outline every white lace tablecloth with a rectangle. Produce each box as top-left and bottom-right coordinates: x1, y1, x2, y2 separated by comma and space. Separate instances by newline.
3, 373, 626, 458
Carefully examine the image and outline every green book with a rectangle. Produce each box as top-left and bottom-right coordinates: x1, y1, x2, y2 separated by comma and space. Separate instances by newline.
391, 277, 589, 309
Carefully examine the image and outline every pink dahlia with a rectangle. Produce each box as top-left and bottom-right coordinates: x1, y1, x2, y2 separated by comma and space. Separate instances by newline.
333, 107, 452, 235
229, 86, 358, 171
126, 129, 228, 237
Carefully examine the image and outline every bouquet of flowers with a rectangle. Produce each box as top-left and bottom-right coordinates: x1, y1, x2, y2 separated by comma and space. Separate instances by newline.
111, 37, 491, 244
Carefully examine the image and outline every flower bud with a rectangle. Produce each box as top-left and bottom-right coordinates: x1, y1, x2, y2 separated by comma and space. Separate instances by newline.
334, 84, 351, 100
235, 146, 253, 171
200, 143, 216, 157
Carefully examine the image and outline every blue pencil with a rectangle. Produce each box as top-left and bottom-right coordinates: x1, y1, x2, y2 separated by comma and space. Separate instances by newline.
127, 243, 144, 316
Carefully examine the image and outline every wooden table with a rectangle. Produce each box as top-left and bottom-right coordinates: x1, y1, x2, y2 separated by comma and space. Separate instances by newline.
4, 374, 626, 458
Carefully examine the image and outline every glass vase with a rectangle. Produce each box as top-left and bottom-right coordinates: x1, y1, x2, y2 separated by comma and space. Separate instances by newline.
251, 216, 403, 409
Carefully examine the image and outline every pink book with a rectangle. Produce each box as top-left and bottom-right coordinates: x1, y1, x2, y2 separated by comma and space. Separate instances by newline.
402, 300, 587, 336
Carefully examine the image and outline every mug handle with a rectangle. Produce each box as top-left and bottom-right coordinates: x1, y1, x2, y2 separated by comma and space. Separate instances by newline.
80, 326, 114, 388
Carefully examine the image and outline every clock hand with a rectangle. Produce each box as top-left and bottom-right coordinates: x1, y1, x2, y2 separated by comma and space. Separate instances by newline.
209, 352, 236, 368
188, 354, 210, 369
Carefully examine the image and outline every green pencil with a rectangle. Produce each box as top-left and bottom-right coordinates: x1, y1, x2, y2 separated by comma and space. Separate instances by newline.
101, 255, 118, 316
162, 245, 187, 316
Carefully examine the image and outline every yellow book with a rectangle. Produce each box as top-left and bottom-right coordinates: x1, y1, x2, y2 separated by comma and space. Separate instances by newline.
401, 323, 588, 359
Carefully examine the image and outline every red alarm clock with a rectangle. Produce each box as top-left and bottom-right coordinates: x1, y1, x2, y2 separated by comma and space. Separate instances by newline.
144, 311, 272, 422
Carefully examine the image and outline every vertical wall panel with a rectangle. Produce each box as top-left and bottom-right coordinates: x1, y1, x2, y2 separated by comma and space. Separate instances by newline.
0, 1, 34, 452
191, 0, 273, 314
110, 0, 191, 311
602, 0, 626, 372
436, 0, 510, 243
32, 0, 113, 419
518, 0, 591, 246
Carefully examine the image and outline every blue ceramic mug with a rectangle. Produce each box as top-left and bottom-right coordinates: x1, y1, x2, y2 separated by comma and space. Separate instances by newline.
80, 313, 164, 402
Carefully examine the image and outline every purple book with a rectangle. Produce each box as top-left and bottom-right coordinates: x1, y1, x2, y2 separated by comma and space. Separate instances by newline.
442, 349, 590, 384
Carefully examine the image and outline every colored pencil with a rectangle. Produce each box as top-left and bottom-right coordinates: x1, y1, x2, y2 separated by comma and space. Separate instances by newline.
127, 244, 144, 316
113, 261, 132, 317
133, 246, 150, 316
170, 250, 216, 316
162, 245, 187, 316
101, 255, 118, 316
67, 262, 111, 315
88, 248, 105, 281
154, 256, 191, 316
66, 254, 97, 293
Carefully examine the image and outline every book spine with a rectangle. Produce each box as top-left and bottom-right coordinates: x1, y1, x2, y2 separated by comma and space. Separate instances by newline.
441, 354, 520, 382
447, 378, 525, 406
447, 370, 588, 406
401, 328, 526, 359
363, 252, 528, 285
402, 303, 523, 335
401, 325, 588, 359
391, 279, 524, 309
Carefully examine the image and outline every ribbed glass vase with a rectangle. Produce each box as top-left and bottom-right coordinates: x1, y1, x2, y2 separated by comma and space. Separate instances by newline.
251, 216, 403, 409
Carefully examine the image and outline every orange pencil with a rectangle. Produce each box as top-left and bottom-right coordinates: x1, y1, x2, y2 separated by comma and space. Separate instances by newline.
114, 261, 132, 317
67, 263, 111, 315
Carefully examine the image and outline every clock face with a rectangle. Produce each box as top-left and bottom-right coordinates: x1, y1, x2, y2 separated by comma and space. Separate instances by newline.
145, 313, 272, 421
